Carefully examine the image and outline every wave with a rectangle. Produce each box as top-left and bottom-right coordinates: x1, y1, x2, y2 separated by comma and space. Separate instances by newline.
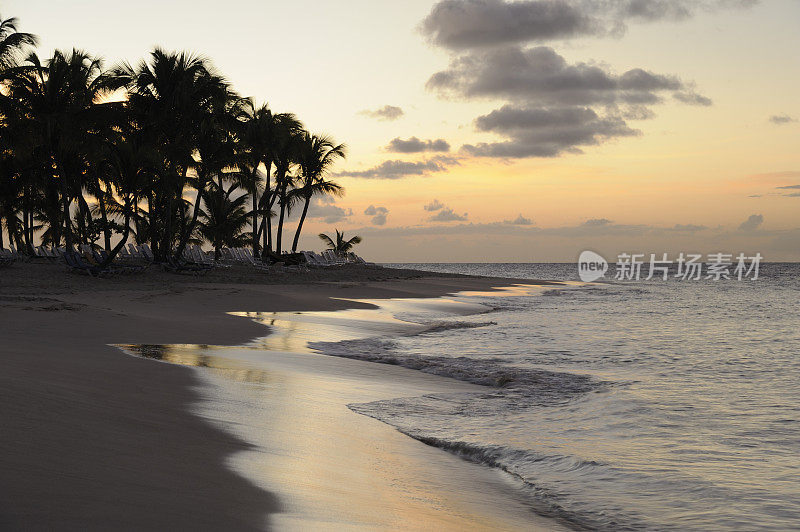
310, 337, 598, 395
349, 400, 643, 531
420, 320, 497, 333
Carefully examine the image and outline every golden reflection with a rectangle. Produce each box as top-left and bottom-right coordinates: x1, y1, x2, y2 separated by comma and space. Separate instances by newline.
116, 344, 274, 384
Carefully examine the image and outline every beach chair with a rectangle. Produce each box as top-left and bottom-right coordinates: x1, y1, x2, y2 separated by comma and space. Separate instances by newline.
63, 250, 113, 277
141, 244, 155, 261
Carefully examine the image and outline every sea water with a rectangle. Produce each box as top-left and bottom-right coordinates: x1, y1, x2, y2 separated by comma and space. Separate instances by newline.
311, 263, 800, 530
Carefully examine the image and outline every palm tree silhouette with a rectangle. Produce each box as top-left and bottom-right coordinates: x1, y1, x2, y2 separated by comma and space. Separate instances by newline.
0, 12, 349, 266
290, 132, 345, 252
318, 229, 362, 257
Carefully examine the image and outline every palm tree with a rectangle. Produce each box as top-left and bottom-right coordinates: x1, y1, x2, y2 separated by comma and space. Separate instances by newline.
0, 13, 37, 69
94, 118, 159, 267
0, 14, 36, 250
197, 181, 251, 260
290, 132, 345, 252
4, 49, 121, 250
318, 229, 362, 257
236, 101, 303, 256
114, 48, 229, 261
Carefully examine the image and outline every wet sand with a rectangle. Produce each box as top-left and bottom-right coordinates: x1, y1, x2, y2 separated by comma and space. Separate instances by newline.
0, 262, 562, 530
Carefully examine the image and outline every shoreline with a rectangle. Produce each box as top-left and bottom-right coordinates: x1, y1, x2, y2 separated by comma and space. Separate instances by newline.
0, 262, 562, 530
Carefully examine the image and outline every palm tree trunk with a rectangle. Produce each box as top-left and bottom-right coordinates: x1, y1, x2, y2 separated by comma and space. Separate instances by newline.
275, 184, 288, 254
291, 194, 311, 252
100, 196, 133, 268
98, 186, 111, 251
174, 172, 207, 260
249, 165, 260, 258
53, 155, 73, 250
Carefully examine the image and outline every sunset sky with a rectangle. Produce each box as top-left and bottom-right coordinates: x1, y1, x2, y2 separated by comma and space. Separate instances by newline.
8, 0, 799, 261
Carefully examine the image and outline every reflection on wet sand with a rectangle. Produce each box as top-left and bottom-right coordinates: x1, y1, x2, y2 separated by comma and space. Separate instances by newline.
117, 344, 275, 385
114, 284, 567, 530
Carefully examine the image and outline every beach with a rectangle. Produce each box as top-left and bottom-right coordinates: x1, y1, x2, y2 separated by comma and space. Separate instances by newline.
0, 262, 562, 530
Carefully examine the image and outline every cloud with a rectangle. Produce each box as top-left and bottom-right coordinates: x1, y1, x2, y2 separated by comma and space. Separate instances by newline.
424, 199, 446, 211
359, 105, 404, 121
336, 156, 458, 179
386, 137, 451, 153
307, 197, 353, 224
419, 1, 743, 159
427, 46, 711, 157
420, 0, 759, 50
421, 0, 598, 49
769, 114, 797, 125
430, 207, 469, 222
505, 214, 534, 225
673, 91, 713, 106
583, 218, 613, 226
669, 223, 708, 232
463, 105, 640, 157
776, 184, 800, 189
364, 205, 389, 225
738, 214, 763, 231
428, 46, 699, 107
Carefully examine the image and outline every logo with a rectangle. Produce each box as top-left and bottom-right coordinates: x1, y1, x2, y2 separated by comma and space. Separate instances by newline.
578, 250, 608, 282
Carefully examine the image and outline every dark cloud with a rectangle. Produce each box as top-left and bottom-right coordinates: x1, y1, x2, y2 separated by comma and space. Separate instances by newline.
419, 0, 748, 159
428, 46, 709, 158
421, 0, 598, 50
308, 198, 353, 224
430, 207, 468, 222
738, 214, 763, 231
336, 156, 458, 179
358, 105, 404, 121
505, 214, 534, 225
777, 184, 800, 189
769, 114, 797, 125
463, 105, 639, 157
421, 0, 759, 50
428, 46, 698, 107
364, 205, 389, 225
424, 199, 446, 211
386, 136, 451, 153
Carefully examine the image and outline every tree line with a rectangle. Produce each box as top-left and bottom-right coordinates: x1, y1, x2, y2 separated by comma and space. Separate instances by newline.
0, 14, 347, 265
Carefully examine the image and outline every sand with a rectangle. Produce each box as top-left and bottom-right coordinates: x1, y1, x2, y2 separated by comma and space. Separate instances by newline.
0, 261, 562, 530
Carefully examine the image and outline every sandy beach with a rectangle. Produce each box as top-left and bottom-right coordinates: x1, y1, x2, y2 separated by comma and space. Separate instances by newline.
0, 262, 562, 530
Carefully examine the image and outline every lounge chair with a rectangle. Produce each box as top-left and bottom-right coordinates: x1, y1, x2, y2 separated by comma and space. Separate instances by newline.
63, 250, 113, 277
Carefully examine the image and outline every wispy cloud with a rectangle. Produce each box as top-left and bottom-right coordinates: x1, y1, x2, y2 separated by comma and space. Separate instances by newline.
769, 114, 797, 125
308, 197, 353, 224
386, 137, 451, 153
337, 156, 459, 179
358, 105, 404, 121
364, 205, 389, 225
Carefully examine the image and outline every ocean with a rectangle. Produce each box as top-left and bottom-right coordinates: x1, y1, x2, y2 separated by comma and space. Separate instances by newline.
320, 262, 799, 530
124, 262, 800, 530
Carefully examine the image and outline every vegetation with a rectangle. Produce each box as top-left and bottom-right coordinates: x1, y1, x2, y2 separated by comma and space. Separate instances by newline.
318, 230, 362, 257
0, 13, 348, 265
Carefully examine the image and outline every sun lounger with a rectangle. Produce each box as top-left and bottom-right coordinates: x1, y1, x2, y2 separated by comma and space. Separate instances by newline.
63, 250, 113, 277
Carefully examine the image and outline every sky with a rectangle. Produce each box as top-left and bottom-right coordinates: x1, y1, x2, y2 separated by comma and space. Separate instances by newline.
5, 0, 799, 261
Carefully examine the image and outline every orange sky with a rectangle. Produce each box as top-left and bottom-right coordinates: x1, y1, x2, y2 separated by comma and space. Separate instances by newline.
6, 0, 799, 260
